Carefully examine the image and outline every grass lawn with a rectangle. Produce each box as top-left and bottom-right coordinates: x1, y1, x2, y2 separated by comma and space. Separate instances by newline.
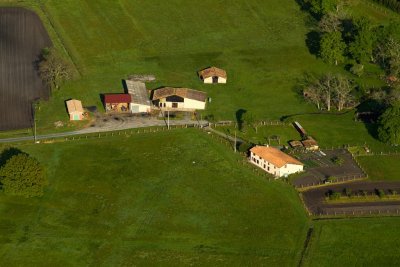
0, 129, 309, 266
357, 155, 400, 181
303, 218, 400, 266
218, 123, 301, 145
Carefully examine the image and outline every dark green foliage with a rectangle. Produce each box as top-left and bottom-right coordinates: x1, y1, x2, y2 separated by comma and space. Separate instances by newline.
349, 18, 376, 63
350, 63, 364, 76
378, 102, 400, 144
305, 0, 339, 17
331, 156, 344, 165
0, 153, 47, 197
319, 31, 346, 65
376, 189, 386, 198
328, 191, 341, 199
238, 142, 253, 153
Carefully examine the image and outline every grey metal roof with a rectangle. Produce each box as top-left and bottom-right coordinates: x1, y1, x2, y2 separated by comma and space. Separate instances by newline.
125, 80, 151, 106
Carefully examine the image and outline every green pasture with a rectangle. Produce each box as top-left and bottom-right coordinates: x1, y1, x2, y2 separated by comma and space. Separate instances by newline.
0, 129, 309, 266
303, 218, 400, 266
358, 155, 400, 181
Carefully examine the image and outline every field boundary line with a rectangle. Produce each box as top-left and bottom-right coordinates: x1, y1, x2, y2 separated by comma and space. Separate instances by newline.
35, 0, 82, 76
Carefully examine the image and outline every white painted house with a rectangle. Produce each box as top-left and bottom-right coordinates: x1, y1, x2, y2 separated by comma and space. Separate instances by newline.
198, 67, 227, 84
125, 80, 151, 113
249, 146, 304, 178
152, 87, 207, 111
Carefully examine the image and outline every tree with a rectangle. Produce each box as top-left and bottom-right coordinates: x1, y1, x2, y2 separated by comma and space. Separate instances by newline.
332, 75, 353, 111
378, 102, 400, 144
303, 82, 323, 110
306, 0, 340, 17
349, 18, 375, 63
39, 47, 73, 91
0, 154, 47, 197
318, 12, 342, 33
319, 31, 346, 65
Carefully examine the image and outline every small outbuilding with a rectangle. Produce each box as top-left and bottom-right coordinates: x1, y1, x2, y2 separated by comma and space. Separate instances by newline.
250, 145, 304, 178
198, 67, 227, 84
301, 137, 319, 151
152, 87, 207, 111
125, 80, 151, 113
104, 94, 131, 113
289, 140, 303, 148
66, 99, 84, 121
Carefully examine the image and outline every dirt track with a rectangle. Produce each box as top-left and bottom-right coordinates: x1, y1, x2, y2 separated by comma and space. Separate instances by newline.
302, 181, 400, 216
0, 8, 51, 130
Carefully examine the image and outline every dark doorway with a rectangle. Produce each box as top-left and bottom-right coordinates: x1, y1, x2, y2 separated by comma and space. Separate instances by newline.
172, 103, 178, 108
212, 76, 218, 84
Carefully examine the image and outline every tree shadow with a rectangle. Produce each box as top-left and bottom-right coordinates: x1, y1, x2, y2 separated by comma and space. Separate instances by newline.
236, 109, 247, 131
0, 147, 25, 167
305, 31, 321, 56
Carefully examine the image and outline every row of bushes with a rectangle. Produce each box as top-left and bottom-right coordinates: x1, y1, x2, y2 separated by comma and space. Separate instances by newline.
327, 188, 398, 199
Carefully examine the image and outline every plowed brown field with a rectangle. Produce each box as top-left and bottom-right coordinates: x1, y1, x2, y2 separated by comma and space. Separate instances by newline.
0, 8, 51, 131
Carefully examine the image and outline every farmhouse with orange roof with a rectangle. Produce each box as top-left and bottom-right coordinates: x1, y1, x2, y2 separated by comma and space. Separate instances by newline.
249, 145, 304, 177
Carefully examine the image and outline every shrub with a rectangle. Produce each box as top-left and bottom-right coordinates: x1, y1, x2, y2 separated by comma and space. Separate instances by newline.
238, 142, 253, 153
331, 156, 344, 165
350, 63, 364, 77
377, 189, 386, 198
0, 154, 47, 197
329, 192, 342, 200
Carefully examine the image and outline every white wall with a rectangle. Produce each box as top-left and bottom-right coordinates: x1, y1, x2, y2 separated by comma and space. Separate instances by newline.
183, 98, 206, 110
278, 164, 304, 177
249, 152, 303, 178
203, 76, 227, 84
130, 103, 150, 113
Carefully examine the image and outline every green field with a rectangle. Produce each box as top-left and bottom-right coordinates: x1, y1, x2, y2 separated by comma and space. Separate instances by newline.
303, 218, 400, 266
0, 129, 309, 266
358, 155, 400, 181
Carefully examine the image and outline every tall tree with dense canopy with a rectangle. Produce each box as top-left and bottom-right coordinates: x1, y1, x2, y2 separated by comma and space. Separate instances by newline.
0, 153, 47, 197
378, 102, 400, 144
349, 18, 375, 63
319, 31, 346, 65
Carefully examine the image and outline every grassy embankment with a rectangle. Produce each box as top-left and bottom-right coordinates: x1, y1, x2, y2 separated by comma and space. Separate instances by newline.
357, 155, 400, 181
0, 129, 309, 266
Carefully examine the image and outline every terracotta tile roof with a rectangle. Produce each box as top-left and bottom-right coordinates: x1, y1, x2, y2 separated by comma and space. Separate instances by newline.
66, 99, 83, 113
104, 94, 131, 103
198, 67, 227, 79
250, 146, 303, 168
152, 87, 207, 102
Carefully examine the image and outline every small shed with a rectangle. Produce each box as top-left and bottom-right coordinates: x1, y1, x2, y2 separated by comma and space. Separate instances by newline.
301, 137, 319, 151
198, 67, 227, 84
125, 80, 151, 113
104, 94, 131, 113
289, 140, 303, 148
66, 99, 84, 121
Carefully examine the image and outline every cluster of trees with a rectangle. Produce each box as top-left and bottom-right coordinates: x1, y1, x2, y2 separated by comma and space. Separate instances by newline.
373, 0, 400, 13
302, 73, 355, 111
303, 0, 400, 78
0, 148, 47, 197
38, 47, 73, 91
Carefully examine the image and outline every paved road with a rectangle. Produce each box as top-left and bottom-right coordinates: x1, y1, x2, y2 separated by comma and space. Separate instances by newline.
0, 115, 208, 143
302, 181, 400, 216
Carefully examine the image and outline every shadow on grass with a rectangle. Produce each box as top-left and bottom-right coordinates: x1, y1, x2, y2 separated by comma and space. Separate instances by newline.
305, 31, 321, 56
0, 147, 25, 167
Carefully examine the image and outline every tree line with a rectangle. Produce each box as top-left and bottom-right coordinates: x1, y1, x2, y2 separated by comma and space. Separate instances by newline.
299, 0, 400, 145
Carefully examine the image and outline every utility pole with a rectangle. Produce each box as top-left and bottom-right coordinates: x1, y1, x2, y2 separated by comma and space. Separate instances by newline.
32, 100, 38, 143
167, 110, 170, 130
234, 130, 237, 153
